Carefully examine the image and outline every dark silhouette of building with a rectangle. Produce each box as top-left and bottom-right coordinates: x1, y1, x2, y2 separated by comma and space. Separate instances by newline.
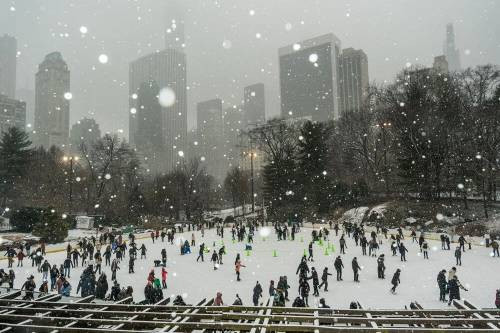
338, 48, 369, 114
279, 33, 342, 122
0, 34, 17, 99
243, 83, 265, 126
0, 94, 25, 136
34, 52, 70, 148
443, 23, 461, 72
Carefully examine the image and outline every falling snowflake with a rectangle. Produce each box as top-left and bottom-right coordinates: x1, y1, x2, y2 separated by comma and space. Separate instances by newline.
308, 53, 318, 63
98, 54, 108, 64
222, 40, 232, 49
158, 87, 176, 107
64, 92, 73, 100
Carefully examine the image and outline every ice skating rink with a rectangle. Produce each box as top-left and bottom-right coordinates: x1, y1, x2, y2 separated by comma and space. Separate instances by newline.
5, 226, 499, 309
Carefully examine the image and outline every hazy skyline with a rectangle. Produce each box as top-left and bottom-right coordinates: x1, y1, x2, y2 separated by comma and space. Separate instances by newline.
1, 0, 499, 136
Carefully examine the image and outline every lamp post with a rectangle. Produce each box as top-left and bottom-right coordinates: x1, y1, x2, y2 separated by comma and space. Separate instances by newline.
63, 155, 79, 215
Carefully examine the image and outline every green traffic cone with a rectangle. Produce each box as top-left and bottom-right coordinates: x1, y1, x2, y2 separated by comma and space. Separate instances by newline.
273, 249, 278, 257
319, 238, 324, 246
303, 249, 307, 257
324, 246, 329, 256
246, 249, 250, 256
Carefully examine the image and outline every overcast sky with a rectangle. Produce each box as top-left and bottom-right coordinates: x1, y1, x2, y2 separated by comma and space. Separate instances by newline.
1, 0, 499, 136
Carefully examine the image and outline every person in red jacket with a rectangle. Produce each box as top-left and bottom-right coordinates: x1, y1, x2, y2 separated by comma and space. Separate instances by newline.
147, 269, 155, 283
161, 267, 167, 289
235, 260, 246, 281
17, 251, 25, 267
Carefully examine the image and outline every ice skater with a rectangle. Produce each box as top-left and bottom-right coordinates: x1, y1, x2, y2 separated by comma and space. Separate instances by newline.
390, 269, 401, 294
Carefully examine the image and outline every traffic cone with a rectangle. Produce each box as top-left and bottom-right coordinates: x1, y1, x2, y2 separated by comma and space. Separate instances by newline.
273, 249, 278, 257
246, 249, 250, 256
324, 246, 329, 256
319, 239, 324, 246
303, 249, 307, 257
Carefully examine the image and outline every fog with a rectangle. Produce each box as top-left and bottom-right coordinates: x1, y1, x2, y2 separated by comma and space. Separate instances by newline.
1, 0, 499, 135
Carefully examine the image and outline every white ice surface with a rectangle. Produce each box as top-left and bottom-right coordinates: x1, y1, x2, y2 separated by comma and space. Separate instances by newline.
5, 226, 500, 309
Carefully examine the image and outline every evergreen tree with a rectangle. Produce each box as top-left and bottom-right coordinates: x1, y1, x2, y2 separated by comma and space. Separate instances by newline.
33, 209, 69, 243
297, 121, 332, 215
9, 207, 42, 233
0, 127, 32, 206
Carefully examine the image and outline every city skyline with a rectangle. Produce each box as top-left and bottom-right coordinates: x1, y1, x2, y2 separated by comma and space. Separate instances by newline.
1, 0, 498, 136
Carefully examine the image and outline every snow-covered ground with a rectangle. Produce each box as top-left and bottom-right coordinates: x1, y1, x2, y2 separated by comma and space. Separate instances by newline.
3, 225, 499, 310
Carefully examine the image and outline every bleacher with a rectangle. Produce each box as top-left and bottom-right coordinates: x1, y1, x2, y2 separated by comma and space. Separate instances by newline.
0, 288, 498, 332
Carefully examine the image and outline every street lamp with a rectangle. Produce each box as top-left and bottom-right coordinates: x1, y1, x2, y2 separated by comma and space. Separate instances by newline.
62, 155, 79, 215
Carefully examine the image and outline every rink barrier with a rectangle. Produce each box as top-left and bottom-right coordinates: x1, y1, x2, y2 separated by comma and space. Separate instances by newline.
0, 290, 499, 332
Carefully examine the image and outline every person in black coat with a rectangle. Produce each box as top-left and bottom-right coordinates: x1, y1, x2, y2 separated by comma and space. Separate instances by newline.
197, 243, 205, 262
95, 273, 108, 299
211, 250, 219, 270
377, 254, 386, 279
454, 247, 462, 266
308, 267, 319, 296
437, 270, 447, 302
252, 281, 263, 306
399, 243, 408, 262
296, 257, 310, 279
334, 256, 344, 281
319, 298, 330, 308
390, 269, 401, 293
448, 275, 467, 306
352, 257, 361, 282
307, 242, 314, 261
318, 267, 332, 291
299, 278, 310, 306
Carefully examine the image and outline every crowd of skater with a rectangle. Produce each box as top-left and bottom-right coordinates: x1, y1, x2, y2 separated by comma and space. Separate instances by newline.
1, 219, 499, 309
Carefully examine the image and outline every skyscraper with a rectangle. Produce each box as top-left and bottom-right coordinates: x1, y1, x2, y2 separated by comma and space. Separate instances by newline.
0, 34, 17, 99
197, 98, 225, 181
0, 94, 25, 136
433, 55, 449, 75
34, 52, 70, 148
70, 117, 101, 152
135, 80, 164, 173
443, 23, 461, 72
223, 105, 244, 170
243, 83, 265, 127
129, 49, 187, 171
338, 48, 369, 114
279, 33, 342, 122
16, 88, 34, 127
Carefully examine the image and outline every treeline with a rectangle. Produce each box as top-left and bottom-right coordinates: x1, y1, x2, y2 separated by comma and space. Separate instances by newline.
0, 130, 220, 229
250, 65, 500, 220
